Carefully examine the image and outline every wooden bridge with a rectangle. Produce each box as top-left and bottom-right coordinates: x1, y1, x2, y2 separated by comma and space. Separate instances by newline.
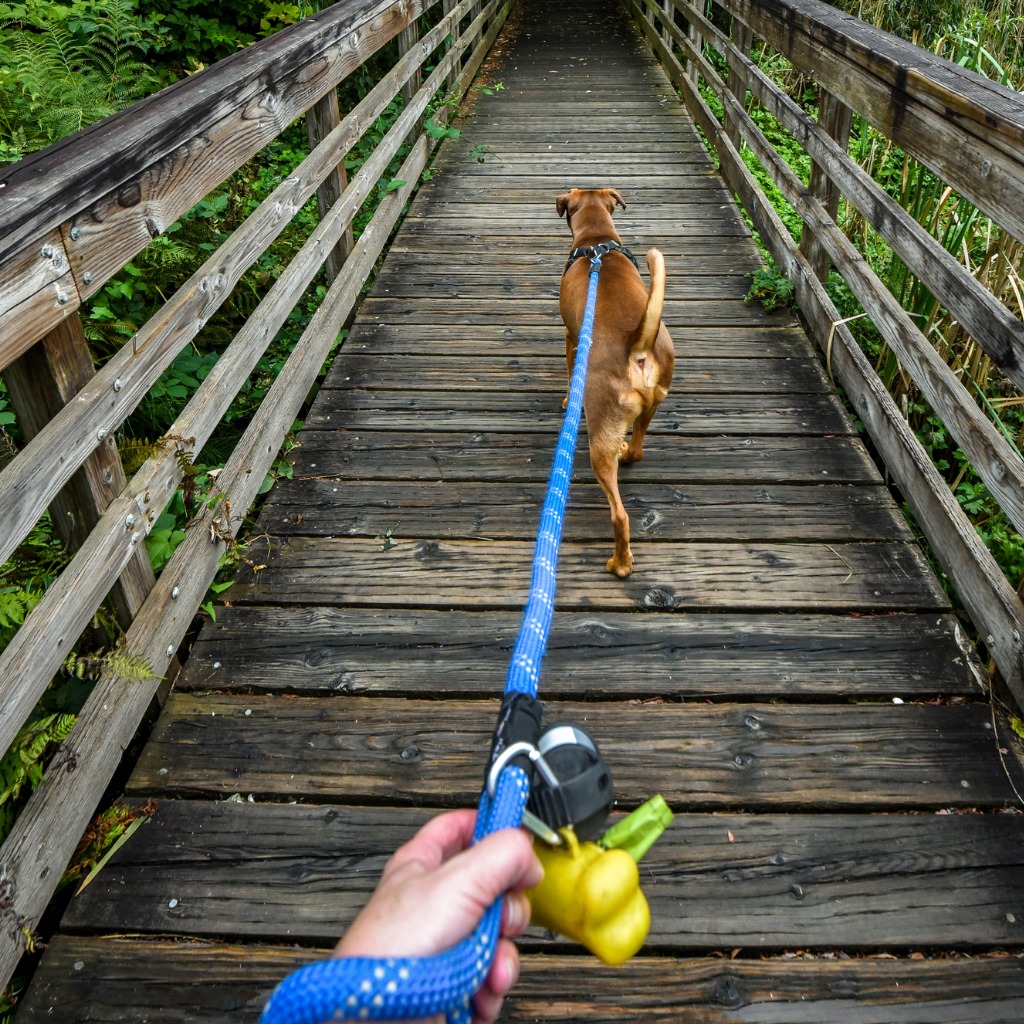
2, 0, 1024, 1019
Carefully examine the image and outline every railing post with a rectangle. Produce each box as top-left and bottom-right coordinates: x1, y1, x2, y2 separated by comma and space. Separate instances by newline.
1, 313, 155, 629
305, 90, 353, 283
725, 16, 753, 150
684, 0, 701, 87
443, 0, 458, 92
398, 17, 425, 140
800, 88, 853, 281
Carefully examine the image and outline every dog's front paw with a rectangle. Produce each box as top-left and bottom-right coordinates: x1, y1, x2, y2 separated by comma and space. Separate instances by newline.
606, 552, 634, 577
562, 395, 569, 410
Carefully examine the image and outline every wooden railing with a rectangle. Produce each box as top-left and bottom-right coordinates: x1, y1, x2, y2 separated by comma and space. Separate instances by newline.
629, 0, 1024, 702
0, 0, 510, 986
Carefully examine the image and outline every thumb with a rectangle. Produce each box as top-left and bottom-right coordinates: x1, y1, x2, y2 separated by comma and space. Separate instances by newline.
444, 827, 543, 909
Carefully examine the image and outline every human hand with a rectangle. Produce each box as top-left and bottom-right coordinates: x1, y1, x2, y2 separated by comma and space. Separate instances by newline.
334, 809, 543, 1024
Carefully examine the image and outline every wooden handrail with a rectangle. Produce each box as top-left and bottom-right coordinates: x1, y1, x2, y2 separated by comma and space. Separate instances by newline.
629, 0, 1024, 699
0, 0, 511, 989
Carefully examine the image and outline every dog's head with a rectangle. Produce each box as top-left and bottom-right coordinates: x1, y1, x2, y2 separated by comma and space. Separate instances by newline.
555, 188, 626, 235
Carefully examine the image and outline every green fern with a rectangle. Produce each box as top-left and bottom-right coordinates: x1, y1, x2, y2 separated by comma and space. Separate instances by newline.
0, 0, 157, 159
62, 647, 154, 683
0, 713, 77, 843
0, 586, 38, 635
117, 436, 160, 475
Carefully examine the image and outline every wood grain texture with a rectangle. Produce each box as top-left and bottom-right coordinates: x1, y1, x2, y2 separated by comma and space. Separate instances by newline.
231, 535, 947, 612
60, 802, 1024, 946
321, 354, 830, 393
18, 937, 1024, 1023
260, 480, 909, 541
0, 229, 77, 370
301, 390, 854, 434
126, 696, 1016, 808
290, 430, 883, 483
179, 607, 980, 699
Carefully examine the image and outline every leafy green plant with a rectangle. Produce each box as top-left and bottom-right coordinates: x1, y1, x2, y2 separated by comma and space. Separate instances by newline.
745, 264, 796, 311
0, 713, 76, 842
0, 0, 161, 162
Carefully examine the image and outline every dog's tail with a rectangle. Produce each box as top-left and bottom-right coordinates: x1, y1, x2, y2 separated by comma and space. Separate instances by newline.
633, 248, 666, 355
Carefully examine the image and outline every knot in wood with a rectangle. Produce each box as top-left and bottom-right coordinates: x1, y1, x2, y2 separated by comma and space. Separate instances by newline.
713, 975, 743, 1008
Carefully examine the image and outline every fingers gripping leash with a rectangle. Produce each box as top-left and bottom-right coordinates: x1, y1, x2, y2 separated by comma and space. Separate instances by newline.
259, 256, 607, 1024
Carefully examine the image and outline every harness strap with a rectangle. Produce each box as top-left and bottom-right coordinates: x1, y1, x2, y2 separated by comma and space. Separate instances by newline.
563, 239, 639, 276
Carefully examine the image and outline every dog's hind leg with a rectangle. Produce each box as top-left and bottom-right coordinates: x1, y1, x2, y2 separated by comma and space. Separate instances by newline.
623, 387, 668, 463
590, 444, 633, 577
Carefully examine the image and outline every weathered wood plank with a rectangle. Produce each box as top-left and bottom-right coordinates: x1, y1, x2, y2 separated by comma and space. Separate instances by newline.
369, 271, 753, 300
368, 252, 761, 283
231, 536, 947, 611
20, 936, 1024, 1024
126, 695, 1019, 807
303, 390, 851, 435
261, 480, 908, 541
179, 607, 981, 699
0, 229, 78, 372
339, 323, 813, 358
396, 215, 751, 237
353, 297, 786, 328
66, 803, 1024, 946
289, 431, 882, 482
320, 355, 830, 393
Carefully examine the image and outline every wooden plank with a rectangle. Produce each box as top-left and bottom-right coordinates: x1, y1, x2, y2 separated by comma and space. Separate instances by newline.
126, 695, 1018, 807
19, 936, 1024, 1023
72, 801, 1024, 945
339, 323, 812, 358
289, 431, 883, 483
179, 607, 981, 699
396, 215, 750, 236
300, 391, 854, 435
369, 271, 753, 300
231, 536, 946, 611
354, 297, 784, 327
261, 480, 909, 541
320, 355, 830, 393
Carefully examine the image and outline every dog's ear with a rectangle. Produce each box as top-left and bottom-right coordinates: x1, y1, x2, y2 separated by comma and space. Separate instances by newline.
609, 188, 627, 211
555, 191, 573, 221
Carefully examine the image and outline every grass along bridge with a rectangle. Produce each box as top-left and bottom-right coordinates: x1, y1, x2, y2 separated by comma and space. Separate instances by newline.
3, 0, 1024, 1019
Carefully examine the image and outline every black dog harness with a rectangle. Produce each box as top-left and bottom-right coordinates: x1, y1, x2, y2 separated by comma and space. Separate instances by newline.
563, 239, 640, 276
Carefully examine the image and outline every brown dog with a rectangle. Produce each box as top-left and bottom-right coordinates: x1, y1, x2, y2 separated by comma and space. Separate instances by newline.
556, 187, 674, 577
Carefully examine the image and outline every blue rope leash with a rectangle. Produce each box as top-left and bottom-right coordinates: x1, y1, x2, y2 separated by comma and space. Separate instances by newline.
259, 256, 604, 1024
